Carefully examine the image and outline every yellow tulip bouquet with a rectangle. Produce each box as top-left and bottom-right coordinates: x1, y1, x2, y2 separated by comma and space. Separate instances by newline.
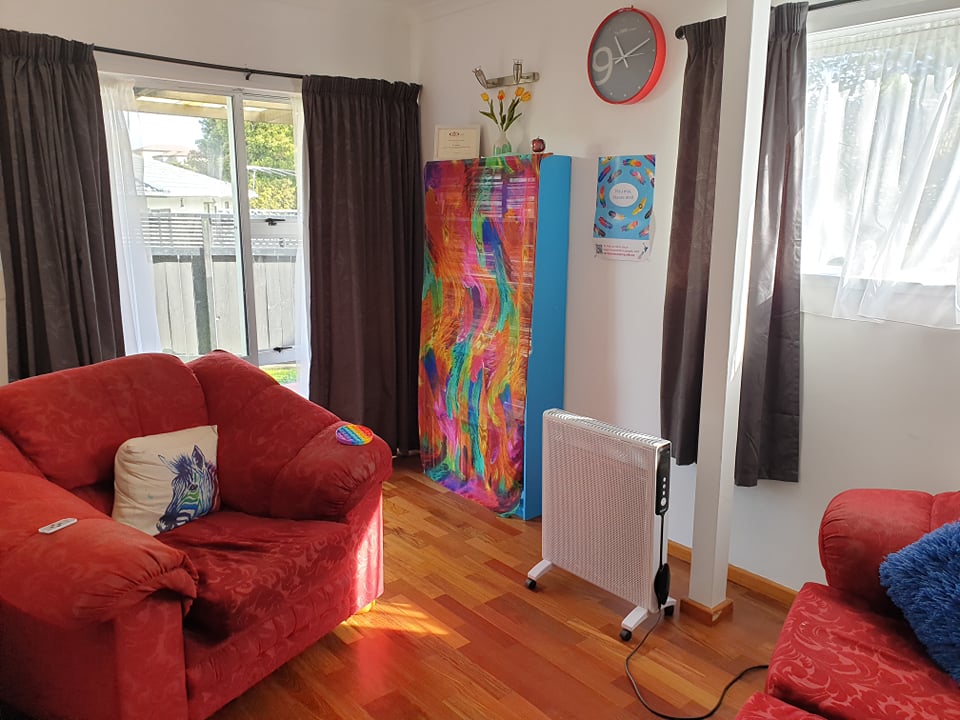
480, 87, 532, 132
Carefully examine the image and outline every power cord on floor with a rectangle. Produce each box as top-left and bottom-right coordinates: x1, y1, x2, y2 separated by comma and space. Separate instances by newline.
624, 609, 769, 720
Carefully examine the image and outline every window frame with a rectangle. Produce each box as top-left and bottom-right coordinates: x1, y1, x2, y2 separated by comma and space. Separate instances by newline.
121, 76, 301, 367
807, 0, 960, 34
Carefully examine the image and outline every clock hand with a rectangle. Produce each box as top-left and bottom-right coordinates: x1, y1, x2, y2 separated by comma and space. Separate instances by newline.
613, 35, 630, 69
621, 38, 651, 60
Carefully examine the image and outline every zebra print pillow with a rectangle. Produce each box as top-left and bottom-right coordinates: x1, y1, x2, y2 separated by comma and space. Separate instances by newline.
112, 425, 220, 536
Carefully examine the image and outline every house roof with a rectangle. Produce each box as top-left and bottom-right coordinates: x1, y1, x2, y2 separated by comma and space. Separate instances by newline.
134, 154, 237, 199
135, 144, 192, 157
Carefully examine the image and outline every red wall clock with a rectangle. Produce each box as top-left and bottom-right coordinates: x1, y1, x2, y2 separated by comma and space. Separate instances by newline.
588, 7, 666, 104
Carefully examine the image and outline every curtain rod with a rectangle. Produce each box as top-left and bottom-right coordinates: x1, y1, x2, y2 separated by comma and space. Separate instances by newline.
93, 45, 303, 80
674, 0, 865, 39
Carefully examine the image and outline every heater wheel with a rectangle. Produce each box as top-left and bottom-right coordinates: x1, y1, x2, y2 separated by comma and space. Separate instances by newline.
525, 578, 537, 591
665, 605, 675, 617
619, 629, 632, 642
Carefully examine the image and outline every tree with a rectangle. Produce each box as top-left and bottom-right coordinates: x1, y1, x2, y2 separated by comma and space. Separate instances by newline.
244, 121, 296, 210
179, 117, 297, 210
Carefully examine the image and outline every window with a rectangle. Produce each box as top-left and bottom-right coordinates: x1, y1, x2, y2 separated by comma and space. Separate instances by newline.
803, 10, 960, 328
103, 79, 307, 389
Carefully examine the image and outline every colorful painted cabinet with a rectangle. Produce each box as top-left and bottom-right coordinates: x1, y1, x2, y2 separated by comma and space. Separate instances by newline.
418, 155, 571, 519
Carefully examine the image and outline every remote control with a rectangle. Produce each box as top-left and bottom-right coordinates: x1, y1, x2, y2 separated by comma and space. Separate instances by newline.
38, 518, 78, 534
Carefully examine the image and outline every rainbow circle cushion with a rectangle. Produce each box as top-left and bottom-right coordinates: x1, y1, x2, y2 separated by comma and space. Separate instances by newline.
335, 424, 374, 446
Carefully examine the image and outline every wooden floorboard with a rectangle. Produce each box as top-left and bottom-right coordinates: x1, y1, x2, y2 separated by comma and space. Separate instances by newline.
211, 457, 787, 720
1, 457, 787, 720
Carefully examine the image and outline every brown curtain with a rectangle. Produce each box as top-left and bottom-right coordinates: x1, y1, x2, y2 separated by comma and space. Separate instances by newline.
661, 3, 807, 486
736, 4, 806, 486
660, 18, 726, 467
301, 76, 423, 453
0, 29, 124, 381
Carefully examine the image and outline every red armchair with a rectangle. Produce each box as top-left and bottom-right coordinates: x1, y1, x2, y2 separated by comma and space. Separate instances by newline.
0, 351, 391, 720
737, 488, 960, 720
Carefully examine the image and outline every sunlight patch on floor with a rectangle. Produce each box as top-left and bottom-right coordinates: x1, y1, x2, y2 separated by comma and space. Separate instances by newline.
344, 599, 451, 636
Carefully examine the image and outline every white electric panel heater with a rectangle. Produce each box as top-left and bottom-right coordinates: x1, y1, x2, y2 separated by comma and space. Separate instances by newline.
527, 409, 674, 638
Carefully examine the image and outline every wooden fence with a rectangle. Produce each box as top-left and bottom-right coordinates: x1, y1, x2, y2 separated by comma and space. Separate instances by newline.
143, 211, 299, 359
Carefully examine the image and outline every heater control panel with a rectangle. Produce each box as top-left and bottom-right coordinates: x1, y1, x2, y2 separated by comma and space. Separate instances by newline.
655, 444, 670, 516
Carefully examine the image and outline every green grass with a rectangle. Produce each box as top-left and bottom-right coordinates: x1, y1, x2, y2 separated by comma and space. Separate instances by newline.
262, 364, 298, 385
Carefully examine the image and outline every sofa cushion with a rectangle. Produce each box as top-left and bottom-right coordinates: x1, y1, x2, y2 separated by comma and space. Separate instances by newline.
880, 521, 960, 684
188, 351, 338, 516
157, 510, 353, 639
736, 693, 825, 719
0, 472, 198, 628
189, 351, 387, 520
0, 433, 42, 476
113, 426, 220, 536
0, 354, 208, 489
768, 582, 960, 720
179, 487, 383, 720
932, 491, 960, 530
70, 483, 114, 516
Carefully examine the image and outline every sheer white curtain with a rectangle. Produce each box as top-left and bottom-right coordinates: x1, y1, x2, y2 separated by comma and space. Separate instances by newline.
292, 94, 311, 397
99, 75, 163, 353
804, 13, 960, 328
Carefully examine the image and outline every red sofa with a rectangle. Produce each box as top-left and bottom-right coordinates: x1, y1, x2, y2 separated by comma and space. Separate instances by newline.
0, 351, 391, 720
737, 488, 960, 720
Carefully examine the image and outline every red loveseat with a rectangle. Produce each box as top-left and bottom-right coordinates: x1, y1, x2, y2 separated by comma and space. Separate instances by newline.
0, 351, 391, 720
737, 488, 960, 720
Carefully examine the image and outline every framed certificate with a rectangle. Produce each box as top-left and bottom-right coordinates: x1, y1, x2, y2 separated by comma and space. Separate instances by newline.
434, 125, 481, 161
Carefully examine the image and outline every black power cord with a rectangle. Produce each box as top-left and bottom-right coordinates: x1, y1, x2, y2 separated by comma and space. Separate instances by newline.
627, 488, 766, 718
624, 610, 769, 720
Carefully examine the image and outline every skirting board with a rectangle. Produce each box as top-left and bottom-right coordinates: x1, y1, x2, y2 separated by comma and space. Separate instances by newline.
679, 596, 733, 625
668, 540, 797, 608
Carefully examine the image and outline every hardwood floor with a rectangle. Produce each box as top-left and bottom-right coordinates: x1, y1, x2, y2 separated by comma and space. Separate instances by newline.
211, 457, 788, 720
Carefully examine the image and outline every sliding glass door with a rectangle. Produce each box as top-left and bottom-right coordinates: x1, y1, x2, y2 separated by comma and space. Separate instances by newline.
240, 96, 301, 378
118, 84, 304, 388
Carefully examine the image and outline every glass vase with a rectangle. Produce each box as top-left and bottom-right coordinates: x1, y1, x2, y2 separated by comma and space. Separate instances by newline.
493, 128, 512, 156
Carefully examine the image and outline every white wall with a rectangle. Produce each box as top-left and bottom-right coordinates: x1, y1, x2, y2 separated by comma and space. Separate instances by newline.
413, 0, 960, 590
731, 314, 960, 586
0, 0, 414, 92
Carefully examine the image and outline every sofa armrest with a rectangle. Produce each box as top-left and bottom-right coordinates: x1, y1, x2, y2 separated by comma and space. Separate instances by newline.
189, 350, 392, 520
270, 424, 393, 520
819, 488, 933, 613
0, 472, 198, 628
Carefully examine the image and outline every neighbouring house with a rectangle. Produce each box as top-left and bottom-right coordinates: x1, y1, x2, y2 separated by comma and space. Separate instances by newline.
135, 149, 237, 214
